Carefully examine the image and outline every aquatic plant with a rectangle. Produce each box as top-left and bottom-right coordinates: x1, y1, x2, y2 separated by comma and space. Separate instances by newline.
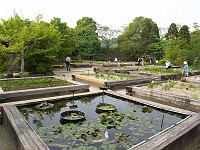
142, 106, 153, 113
35, 102, 54, 110
0, 77, 71, 91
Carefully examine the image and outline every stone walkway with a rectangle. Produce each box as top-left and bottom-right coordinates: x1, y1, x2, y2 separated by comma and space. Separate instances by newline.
0, 124, 17, 150
0, 67, 126, 150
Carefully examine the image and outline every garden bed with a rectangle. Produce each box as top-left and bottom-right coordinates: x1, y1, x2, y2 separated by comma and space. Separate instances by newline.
127, 80, 200, 112
135, 67, 200, 80
0, 77, 90, 103
0, 76, 71, 91
72, 73, 155, 89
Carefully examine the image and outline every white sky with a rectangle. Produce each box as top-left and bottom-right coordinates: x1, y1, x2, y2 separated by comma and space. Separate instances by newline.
0, 0, 199, 31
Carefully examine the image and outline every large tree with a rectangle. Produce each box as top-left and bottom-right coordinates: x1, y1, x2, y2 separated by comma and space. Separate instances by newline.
1, 13, 61, 74
164, 24, 191, 65
190, 28, 200, 68
50, 17, 76, 61
74, 17, 101, 60
97, 24, 119, 50
118, 16, 160, 61
178, 25, 190, 44
165, 23, 179, 40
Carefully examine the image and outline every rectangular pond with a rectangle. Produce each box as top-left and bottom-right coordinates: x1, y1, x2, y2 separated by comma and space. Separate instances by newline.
18, 93, 188, 150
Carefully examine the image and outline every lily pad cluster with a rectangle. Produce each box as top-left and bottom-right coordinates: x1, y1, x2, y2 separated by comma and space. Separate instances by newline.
142, 106, 153, 113
116, 132, 131, 142
63, 113, 85, 120
98, 111, 125, 129
35, 102, 54, 110
96, 103, 117, 112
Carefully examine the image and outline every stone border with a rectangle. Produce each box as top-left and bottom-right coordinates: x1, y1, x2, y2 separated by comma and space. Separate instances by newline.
72, 74, 156, 90
126, 85, 200, 112
2, 91, 198, 150
0, 77, 90, 103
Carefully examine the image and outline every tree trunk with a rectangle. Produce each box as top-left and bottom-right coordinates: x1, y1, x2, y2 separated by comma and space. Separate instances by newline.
21, 50, 25, 74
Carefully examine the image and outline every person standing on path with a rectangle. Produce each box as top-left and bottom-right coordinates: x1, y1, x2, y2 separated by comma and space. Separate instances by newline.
182, 61, 189, 77
66, 56, 71, 71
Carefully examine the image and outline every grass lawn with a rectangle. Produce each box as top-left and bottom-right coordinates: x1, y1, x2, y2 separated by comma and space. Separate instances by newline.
0, 77, 72, 91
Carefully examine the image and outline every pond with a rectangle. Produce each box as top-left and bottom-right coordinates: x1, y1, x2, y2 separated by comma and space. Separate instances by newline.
18, 94, 188, 150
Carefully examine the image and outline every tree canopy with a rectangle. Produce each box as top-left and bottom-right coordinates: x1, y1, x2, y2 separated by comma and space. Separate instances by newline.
0, 13, 61, 73
74, 17, 101, 60
117, 16, 160, 61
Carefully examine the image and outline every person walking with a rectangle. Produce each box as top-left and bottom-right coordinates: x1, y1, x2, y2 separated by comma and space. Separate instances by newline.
182, 61, 189, 77
65, 56, 71, 71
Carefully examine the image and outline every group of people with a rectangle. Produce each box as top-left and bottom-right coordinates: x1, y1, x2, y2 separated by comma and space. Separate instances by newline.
64, 56, 189, 78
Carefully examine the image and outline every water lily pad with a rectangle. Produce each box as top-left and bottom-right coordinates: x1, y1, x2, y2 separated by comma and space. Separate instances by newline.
35, 102, 54, 110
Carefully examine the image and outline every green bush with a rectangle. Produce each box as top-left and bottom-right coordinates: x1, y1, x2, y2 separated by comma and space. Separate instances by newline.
158, 58, 169, 65
193, 57, 200, 69
0, 49, 9, 72
36, 62, 53, 74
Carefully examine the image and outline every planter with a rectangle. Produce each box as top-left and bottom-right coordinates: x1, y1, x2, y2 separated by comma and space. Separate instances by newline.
60, 110, 86, 123
96, 103, 117, 113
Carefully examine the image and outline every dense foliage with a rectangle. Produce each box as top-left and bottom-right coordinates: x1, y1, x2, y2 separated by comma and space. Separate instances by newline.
117, 16, 160, 61
74, 17, 101, 60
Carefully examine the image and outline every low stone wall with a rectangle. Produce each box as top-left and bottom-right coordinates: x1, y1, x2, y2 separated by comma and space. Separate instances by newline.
105, 77, 155, 90
161, 71, 200, 80
94, 67, 146, 75
70, 63, 92, 68
127, 86, 200, 112
93, 67, 115, 74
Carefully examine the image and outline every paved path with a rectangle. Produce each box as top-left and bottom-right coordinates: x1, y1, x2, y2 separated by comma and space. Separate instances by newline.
0, 67, 126, 150
0, 124, 17, 150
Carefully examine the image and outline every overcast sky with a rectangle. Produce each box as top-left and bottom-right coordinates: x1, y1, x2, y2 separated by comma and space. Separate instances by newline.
0, 0, 199, 31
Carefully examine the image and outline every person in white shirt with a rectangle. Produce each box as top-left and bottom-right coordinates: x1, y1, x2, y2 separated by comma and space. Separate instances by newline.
165, 60, 171, 69
66, 56, 71, 71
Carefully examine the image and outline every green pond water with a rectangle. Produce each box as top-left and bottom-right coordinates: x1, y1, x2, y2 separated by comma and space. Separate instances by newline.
18, 94, 188, 150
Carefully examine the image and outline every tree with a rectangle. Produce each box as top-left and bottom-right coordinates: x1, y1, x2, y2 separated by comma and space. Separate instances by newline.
1, 13, 61, 74
50, 17, 76, 61
118, 16, 160, 61
164, 24, 191, 66
165, 23, 178, 40
74, 17, 101, 60
178, 25, 190, 44
190, 29, 200, 68
97, 24, 119, 50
